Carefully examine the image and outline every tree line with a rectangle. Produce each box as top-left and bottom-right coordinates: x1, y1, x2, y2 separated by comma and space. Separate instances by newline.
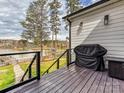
21, 0, 82, 51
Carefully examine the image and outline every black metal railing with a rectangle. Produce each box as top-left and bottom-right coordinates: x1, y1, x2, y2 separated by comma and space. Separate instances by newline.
0, 49, 72, 92
0, 51, 41, 93
42, 49, 71, 75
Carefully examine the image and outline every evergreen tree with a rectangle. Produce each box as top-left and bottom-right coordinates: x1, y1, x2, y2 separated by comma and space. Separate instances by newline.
66, 0, 81, 14
49, 0, 61, 48
21, 0, 49, 51
64, 0, 81, 40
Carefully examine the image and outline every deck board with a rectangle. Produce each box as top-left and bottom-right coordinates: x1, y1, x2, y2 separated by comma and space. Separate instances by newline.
72, 69, 95, 93
25, 65, 79, 93
39, 67, 83, 93
104, 75, 113, 93
96, 72, 107, 93
8, 64, 124, 93
88, 72, 102, 93
80, 72, 98, 93
112, 78, 120, 93
55, 68, 87, 93
63, 69, 90, 93
47, 68, 87, 93
119, 79, 124, 93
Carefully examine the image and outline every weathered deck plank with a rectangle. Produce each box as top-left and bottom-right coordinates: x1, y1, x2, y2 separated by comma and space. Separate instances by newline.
25, 65, 79, 93
104, 75, 113, 93
71, 70, 95, 93
119, 79, 124, 93
80, 71, 98, 93
96, 72, 107, 93
8, 65, 124, 93
55, 69, 87, 93
13, 65, 76, 93
88, 72, 103, 93
39, 67, 83, 93
112, 78, 120, 93
63, 69, 91, 93
47, 68, 87, 93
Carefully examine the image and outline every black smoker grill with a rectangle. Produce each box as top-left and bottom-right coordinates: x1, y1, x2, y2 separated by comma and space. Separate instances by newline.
74, 44, 107, 71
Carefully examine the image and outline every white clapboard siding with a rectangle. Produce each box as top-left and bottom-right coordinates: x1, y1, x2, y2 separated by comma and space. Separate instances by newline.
71, 0, 124, 59
72, 12, 124, 27
72, 17, 124, 29
72, 0, 124, 22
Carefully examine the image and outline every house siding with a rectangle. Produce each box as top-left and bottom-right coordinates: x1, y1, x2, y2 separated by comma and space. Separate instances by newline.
71, 0, 124, 59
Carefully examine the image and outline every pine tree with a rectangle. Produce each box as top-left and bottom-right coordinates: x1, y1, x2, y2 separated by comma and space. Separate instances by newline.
66, 0, 81, 14
21, 0, 49, 52
49, 0, 61, 48
64, 0, 81, 42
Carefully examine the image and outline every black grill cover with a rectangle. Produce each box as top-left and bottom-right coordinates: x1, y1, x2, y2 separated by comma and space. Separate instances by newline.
74, 44, 107, 71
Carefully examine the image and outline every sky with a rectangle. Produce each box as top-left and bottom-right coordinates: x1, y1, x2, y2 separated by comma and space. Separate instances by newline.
0, 0, 99, 40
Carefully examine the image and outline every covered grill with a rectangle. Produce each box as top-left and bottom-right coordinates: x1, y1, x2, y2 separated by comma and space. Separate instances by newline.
74, 44, 107, 71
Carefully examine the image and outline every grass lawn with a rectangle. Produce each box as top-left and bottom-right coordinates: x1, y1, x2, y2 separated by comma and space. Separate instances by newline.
0, 65, 15, 90
19, 58, 66, 76
40, 58, 66, 74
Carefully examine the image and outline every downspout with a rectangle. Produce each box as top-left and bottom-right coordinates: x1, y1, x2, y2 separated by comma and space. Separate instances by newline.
67, 18, 72, 63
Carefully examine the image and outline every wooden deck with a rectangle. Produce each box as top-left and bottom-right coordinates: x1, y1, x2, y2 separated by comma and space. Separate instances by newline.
9, 64, 124, 93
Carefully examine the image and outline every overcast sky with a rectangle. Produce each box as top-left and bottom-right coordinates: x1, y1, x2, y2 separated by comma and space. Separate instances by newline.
0, 0, 99, 40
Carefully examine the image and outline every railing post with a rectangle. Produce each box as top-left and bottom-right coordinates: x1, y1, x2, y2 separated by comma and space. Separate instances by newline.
29, 66, 32, 79
36, 52, 40, 80
57, 59, 60, 69
21, 76, 24, 82
67, 49, 70, 68
47, 70, 49, 73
